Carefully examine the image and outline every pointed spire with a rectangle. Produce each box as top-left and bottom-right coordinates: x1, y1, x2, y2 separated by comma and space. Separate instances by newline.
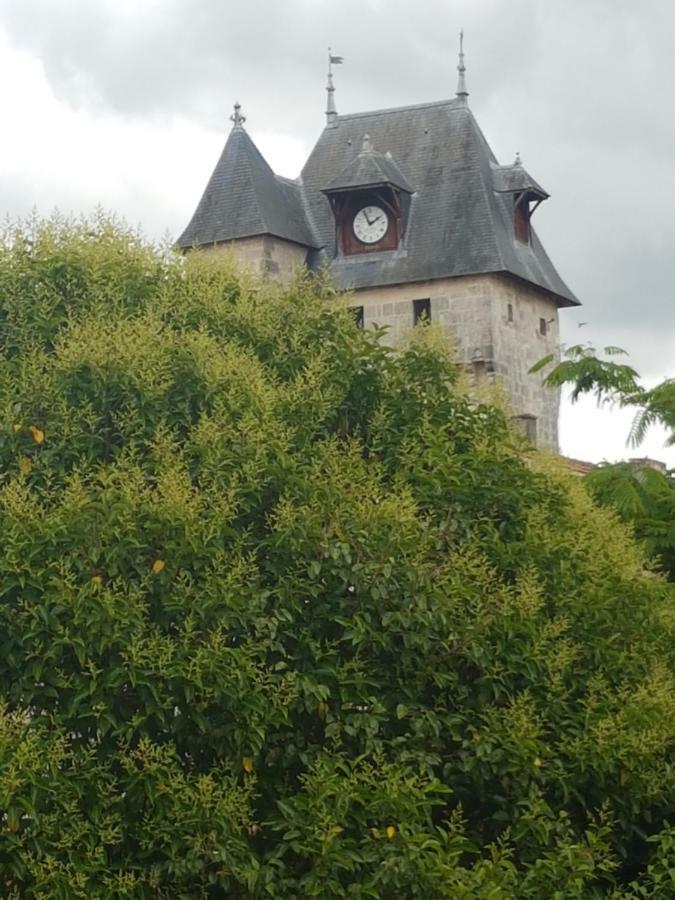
456, 30, 468, 103
230, 101, 246, 129
326, 47, 343, 128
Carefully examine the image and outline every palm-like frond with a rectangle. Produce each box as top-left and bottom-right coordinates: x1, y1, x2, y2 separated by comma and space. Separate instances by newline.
531, 344, 673, 448
628, 408, 656, 448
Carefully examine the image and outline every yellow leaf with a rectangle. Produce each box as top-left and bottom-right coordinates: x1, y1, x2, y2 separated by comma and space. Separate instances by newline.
242, 756, 254, 774
13, 423, 21, 433
331, 825, 344, 835
91, 575, 102, 588
386, 825, 396, 840
152, 559, 165, 574
318, 701, 327, 719
18, 456, 32, 475
533, 757, 543, 768
28, 425, 45, 444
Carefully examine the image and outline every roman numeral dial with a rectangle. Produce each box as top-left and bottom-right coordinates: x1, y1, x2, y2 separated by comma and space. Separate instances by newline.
353, 205, 389, 244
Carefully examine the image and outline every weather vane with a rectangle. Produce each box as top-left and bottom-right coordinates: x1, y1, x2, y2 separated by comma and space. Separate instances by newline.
326, 48, 344, 127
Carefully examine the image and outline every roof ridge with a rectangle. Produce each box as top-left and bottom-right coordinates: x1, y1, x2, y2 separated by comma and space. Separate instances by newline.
275, 173, 301, 186
335, 97, 461, 121
466, 111, 506, 274
235, 130, 269, 234
292, 172, 323, 249
274, 173, 322, 247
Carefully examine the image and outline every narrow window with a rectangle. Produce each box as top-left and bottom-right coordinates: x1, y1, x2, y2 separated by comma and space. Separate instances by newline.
539, 317, 547, 336
514, 198, 530, 244
413, 298, 431, 325
507, 303, 514, 323
514, 414, 537, 445
350, 306, 364, 328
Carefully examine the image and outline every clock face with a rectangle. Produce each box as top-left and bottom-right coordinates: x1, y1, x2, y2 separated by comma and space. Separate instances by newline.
352, 206, 389, 244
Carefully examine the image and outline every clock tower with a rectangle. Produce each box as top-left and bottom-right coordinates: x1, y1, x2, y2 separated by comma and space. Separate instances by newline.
177, 40, 580, 451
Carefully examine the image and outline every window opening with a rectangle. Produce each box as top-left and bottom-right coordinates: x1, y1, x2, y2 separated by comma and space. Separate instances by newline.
514, 414, 537, 445
413, 298, 431, 325
350, 306, 365, 329
514, 198, 530, 243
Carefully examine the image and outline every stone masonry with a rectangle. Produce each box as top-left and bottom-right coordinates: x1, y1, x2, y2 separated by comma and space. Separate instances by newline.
206, 236, 308, 281
202, 239, 560, 449
345, 273, 560, 450
200, 242, 560, 448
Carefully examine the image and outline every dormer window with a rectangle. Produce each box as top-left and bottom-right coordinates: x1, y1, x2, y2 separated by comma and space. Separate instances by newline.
514, 196, 530, 244
492, 155, 549, 249
322, 134, 413, 257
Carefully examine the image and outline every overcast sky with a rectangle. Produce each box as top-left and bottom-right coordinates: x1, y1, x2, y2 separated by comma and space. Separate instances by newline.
1, 0, 673, 465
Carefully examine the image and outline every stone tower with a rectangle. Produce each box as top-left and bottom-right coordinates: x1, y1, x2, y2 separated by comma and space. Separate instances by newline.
178, 51, 579, 451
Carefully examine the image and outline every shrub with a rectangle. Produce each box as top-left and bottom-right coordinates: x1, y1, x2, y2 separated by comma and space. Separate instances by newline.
0, 216, 673, 897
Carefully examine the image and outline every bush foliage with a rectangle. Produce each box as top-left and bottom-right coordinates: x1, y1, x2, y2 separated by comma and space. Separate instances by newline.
0, 217, 673, 897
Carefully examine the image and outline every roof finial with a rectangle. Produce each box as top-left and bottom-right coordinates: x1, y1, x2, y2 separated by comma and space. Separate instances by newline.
361, 133, 373, 154
456, 29, 468, 103
230, 101, 246, 129
326, 47, 343, 128
514, 151, 522, 166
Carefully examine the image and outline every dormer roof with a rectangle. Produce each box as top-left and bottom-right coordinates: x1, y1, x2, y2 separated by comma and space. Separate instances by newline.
323, 135, 414, 194
491, 160, 549, 201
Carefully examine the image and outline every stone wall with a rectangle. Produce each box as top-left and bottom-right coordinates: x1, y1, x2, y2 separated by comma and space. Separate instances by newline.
205, 235, 308, 283
345, 273, 560, 450
195, 237, 562, 448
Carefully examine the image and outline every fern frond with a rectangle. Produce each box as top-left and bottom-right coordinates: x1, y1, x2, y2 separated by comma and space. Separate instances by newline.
627, 408, 654, 448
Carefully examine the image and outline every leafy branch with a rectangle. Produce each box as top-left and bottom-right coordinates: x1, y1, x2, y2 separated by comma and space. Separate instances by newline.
531, 344, 675, 446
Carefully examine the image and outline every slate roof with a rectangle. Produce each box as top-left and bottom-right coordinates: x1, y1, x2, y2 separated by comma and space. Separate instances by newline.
491, 161, 548, 198
302, 99, 578, 306
177, 125, 318, 249
178, 98, 578, 307
324, 136, 414, 194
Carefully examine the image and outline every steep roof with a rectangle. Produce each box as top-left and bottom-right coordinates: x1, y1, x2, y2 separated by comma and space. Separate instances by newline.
178, 98, 578, 307
301, 99, 578, 306
177, 125, 318, 249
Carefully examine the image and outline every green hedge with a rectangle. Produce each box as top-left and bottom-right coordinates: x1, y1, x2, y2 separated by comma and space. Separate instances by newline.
0, 217, 673, 897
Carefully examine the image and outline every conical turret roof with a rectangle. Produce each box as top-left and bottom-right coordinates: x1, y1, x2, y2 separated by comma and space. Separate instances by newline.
177, 122, 317, 249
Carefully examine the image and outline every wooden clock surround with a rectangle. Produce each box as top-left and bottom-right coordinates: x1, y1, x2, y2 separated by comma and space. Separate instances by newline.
330, 188, 402, 255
